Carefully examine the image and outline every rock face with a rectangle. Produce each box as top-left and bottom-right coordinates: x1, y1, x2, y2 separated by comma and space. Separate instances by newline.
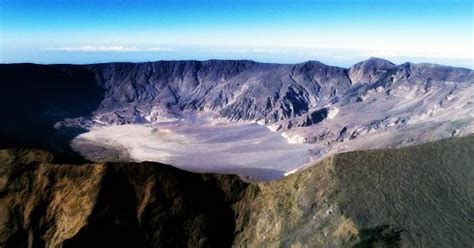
84, 58, 473, 127
348, 57, 397, 84
1, 59, 472, 151
84, 60, 352, 124
1, 136, 473, 247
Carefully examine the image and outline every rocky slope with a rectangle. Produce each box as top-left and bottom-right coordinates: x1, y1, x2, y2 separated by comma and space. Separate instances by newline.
1, 58, 472, 179
1, 136, 472, 247
88, 59, 473, 137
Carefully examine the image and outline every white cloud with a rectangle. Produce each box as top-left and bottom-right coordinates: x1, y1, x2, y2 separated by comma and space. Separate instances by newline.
361, 50, 472, 60
203, 37, 472, 62
45, 46, 173, 52
206, 47, 286, 54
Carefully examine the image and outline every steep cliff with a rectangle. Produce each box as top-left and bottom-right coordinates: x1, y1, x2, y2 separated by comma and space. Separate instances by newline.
1, 136, 472, 247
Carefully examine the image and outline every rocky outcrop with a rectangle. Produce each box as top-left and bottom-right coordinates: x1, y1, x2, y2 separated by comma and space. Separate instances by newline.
1, 136, 473, 247
348, 57, 396, 85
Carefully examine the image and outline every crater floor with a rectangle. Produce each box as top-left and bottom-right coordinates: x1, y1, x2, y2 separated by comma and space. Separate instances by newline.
72, 122, 315, 181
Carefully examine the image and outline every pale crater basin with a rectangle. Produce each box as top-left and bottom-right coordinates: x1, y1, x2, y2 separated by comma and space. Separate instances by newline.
71, 123, 315, 181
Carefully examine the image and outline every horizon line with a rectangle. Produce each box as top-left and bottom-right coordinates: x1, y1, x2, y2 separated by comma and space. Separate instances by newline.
1, 57, 472, 70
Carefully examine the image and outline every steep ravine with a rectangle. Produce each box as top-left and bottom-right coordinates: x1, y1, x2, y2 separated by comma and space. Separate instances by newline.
0, 136, 473, 247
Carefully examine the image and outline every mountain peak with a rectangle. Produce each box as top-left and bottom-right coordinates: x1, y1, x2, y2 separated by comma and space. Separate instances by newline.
356, 57, 395, 68
348, 57, 396, 84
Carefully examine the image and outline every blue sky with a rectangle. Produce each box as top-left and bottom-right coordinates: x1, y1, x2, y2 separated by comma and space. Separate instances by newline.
1, 0, 472, 67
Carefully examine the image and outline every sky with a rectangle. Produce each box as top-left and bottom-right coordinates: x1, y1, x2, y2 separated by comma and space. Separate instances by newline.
1, 0, 473, 68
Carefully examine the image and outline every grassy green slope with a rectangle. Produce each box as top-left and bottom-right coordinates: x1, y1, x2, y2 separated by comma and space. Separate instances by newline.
234, 135, 474, 247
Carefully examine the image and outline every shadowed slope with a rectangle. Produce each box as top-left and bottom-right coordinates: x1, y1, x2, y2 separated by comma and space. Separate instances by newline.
0, 64, 104, 160
0, 136, 472, 247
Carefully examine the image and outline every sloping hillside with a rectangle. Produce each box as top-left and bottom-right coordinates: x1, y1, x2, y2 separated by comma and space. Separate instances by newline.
234, 135, 474, 247
0, 136, 472, 247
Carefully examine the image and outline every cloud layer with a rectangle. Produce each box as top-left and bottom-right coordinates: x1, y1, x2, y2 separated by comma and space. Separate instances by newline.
45, 46, 173, 52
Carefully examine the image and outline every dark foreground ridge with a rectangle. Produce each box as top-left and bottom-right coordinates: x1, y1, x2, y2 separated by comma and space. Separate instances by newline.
0, 136, 473, 247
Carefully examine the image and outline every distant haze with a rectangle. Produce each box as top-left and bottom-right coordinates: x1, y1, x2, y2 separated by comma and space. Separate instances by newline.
0, 0, 472, 68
